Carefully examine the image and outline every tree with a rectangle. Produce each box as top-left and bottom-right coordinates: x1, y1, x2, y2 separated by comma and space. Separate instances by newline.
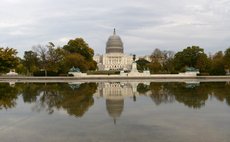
23, 50, 39, 75
33, 45, 48, 76
15, 59, 27, 75
224, 47, 230, 73
149, 49, 175, 74
195, 53, 211, 73
151, 48, 165, 63
163, 58, 175, 73
45, 43, 65, 73
62, 38, 97, 72
63, 38, 94, 61
32, 43, 65, 76
209, 51, 225, 75
162, 50, 175, 73
63, 53, 97, 73
0, 47, 19, 73
173, 46, 209, 72
136, 58, 150, 71
148, 60, 162, 74
64, 53, 88, 72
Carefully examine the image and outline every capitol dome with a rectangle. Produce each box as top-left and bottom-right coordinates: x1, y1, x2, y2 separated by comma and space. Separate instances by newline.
106, 29, 124, 53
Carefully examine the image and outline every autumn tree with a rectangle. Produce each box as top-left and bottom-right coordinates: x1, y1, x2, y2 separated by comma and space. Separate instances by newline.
151, 48, 165, 62
148, 49, 164, 73
0, 47, 19, 73
31, 43, 65, 76
149, 48, 175, 73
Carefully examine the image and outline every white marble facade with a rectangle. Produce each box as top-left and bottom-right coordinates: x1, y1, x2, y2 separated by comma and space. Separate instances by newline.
94, 29, 133, 71
102, 53, 133, 70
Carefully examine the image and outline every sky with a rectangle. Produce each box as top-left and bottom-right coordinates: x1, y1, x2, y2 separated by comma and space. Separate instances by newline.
0, 0, 230, 57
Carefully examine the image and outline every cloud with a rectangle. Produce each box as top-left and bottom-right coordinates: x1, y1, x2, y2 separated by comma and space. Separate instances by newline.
0, 0, 230, 57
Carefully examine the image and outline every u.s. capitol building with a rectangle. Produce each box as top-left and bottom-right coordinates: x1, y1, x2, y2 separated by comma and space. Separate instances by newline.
93, 29, 135, 71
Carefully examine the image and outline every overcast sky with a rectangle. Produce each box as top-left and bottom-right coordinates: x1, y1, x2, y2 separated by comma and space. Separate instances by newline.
0, 0, 230, 57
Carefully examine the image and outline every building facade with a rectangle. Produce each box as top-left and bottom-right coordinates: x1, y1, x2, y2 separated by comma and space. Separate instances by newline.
94, 29, 133, 71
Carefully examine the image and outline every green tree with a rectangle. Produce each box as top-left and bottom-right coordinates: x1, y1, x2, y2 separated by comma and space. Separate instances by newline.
63, 38, 94, 61
136, 58, 150, 71
0, 47, 19, 73
62, 38, 97, 72
209, 51, 226, 75
173, 46, 209, 72
15, 60, 27, 75
64, 53, 89, 72
23, 50, 39, 75
224, 48, 230, 73
195, 53, 211, 73
46, 43, 65, 73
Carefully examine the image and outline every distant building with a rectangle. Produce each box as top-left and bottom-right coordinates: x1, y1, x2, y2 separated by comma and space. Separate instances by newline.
94, 29, 133, 71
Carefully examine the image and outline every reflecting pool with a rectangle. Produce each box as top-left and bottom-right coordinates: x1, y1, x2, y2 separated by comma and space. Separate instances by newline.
0, 81, 230, 142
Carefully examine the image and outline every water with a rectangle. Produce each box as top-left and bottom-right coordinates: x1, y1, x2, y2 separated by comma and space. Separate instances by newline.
0, 81, 230, 142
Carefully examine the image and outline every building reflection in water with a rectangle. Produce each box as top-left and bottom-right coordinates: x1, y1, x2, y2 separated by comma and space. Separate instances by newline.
94, 82, 151, 124
106, 98, 123, 124
2, 81, 230, 121
93, 81, 203, 123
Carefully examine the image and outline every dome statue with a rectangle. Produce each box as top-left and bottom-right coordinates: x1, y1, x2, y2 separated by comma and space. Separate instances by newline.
106, 29, 124, 53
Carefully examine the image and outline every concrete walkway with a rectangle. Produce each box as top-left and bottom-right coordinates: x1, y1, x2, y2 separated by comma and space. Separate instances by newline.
0, 75, 230, 83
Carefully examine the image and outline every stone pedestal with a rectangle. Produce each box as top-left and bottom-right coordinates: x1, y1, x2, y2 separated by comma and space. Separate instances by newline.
128, 62, 141, 76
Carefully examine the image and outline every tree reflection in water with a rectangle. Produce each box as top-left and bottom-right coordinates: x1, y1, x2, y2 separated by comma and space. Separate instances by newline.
137, 82, 230, 109
165, 82, 209, 109
139, 82, 175, 105
0, 81, 230, 117
19, 83, 97, 117
207, 82, 230, 105
0, 83, 18, 109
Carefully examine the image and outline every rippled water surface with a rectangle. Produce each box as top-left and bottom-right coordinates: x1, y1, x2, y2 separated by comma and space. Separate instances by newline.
0, 81, 230, 142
